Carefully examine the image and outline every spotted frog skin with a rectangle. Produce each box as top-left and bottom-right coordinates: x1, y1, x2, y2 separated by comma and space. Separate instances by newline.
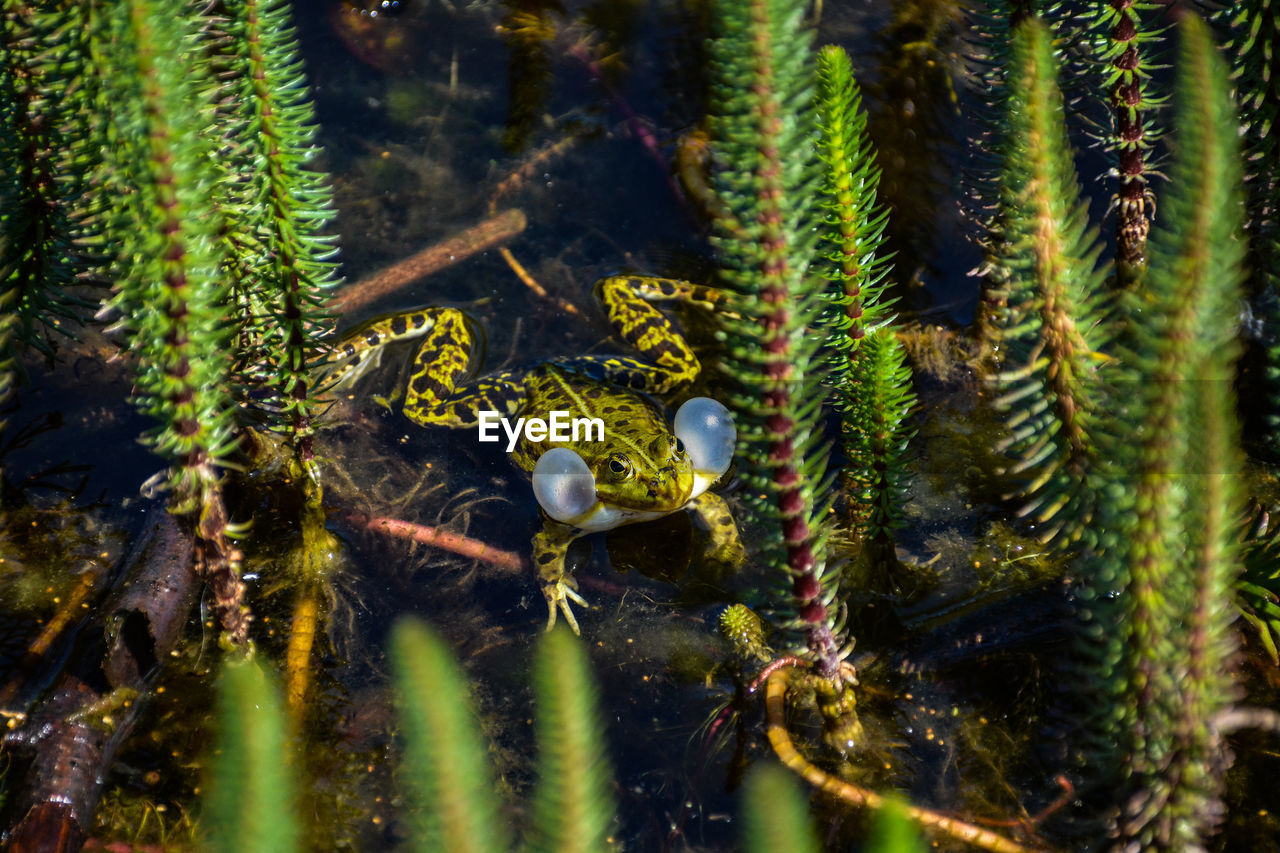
329, 275, 743, 633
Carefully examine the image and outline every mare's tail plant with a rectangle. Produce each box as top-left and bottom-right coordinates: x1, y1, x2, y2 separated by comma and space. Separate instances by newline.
1, 1, 103, 487
1082, 0, 1165, 288
1071, 15, 1246, 849
0, 0, 99, 361
707, 0, 844, 679
391, 621, 615, 853
206, 622, 615, 852
985, 18, 1109, 541
97, 0, 250, 641
213, 0, 340, 476
812, 45, 915, 561
205, 658, 300, 853
2, 0, 341, 643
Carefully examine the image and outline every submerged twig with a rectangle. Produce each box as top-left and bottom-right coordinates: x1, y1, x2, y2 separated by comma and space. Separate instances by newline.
329, 209, 528, 314
0, 568, 104, 710
347, 512, 527, 573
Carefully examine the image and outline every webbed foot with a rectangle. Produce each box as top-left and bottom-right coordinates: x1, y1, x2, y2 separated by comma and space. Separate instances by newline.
533, 522, 588, 634
543, 576, 589, 635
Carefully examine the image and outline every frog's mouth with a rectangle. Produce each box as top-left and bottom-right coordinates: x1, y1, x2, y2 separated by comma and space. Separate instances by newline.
644, 465, 688, 501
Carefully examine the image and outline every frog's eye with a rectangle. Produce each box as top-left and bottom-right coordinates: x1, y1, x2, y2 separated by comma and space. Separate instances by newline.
533, 448, 597, 524
674, 397, 736, 476
607, 453, 633, 478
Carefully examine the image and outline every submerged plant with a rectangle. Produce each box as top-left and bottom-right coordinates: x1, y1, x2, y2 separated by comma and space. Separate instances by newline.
207, 623, 614, 853
98, 0, 248, 639
214, 0, 340, 474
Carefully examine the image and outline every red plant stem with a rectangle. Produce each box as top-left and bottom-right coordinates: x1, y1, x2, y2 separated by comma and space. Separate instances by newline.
737, 0, 839, 676
566, 45, 694, 220
1109, 0, 1151, 283
348, 513, 527, 573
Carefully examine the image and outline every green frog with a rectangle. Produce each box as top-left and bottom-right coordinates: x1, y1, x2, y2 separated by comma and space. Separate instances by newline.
329, 275, 742, 633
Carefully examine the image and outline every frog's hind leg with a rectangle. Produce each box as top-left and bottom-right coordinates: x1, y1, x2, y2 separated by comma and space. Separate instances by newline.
402, 308, 524, 428
323, 308, 467, 393
596, 275, 722, 392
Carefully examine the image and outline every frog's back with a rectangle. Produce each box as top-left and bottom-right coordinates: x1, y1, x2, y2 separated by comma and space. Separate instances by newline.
511, 365, 668, 472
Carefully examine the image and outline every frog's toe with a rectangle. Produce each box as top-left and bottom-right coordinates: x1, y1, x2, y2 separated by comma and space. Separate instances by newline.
543, 578, 589, 635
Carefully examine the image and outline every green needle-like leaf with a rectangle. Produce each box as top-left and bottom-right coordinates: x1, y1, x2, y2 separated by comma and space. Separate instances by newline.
205, 658, 299, 853
391, 619, 508, 853
526, 625, 615, 853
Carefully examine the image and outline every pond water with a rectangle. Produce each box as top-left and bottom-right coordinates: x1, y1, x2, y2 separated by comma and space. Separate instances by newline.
3, 0, 1278, 851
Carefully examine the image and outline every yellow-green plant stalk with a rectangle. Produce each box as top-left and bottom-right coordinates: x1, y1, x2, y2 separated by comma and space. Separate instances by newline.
813, 45, 915, 550
1075, 15, 1245, 849
526, 626, 615, 853
205, 658, 300, 853
390, 619, 508, 853
986, 18, 1109, 542
214, 0, 339, 471
708, 0, 844, 677
741, 765, 820, 853
96, 0, 248, 641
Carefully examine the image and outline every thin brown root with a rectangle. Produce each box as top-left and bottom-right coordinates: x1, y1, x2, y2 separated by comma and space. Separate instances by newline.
350, 513, 526, 573
971, 776, 1074, 831
763, 665, 1047, 853
497, 246, 581, 316
329, 208, 528, 314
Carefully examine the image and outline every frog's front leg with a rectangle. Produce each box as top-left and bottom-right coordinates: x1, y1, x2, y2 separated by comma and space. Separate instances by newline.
689, 491, 745, 570
533, 522, 590, 635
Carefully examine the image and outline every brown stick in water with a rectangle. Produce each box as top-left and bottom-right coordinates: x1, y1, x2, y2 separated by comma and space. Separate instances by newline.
329, 208, 528, 315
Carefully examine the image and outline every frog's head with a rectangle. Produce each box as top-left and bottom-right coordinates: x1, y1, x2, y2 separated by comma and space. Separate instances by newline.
594, 434, 696, 511
533, 398, 736, 527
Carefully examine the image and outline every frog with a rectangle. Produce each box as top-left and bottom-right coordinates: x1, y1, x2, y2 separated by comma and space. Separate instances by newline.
328, 275, 743, 634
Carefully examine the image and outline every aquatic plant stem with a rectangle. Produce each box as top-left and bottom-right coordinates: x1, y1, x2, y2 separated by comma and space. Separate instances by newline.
1095, 0, 1161, 287
328, 209, 528, 314
285, 585, 320, 717
763, 666, 1043, 853
222, 0, 340, 468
